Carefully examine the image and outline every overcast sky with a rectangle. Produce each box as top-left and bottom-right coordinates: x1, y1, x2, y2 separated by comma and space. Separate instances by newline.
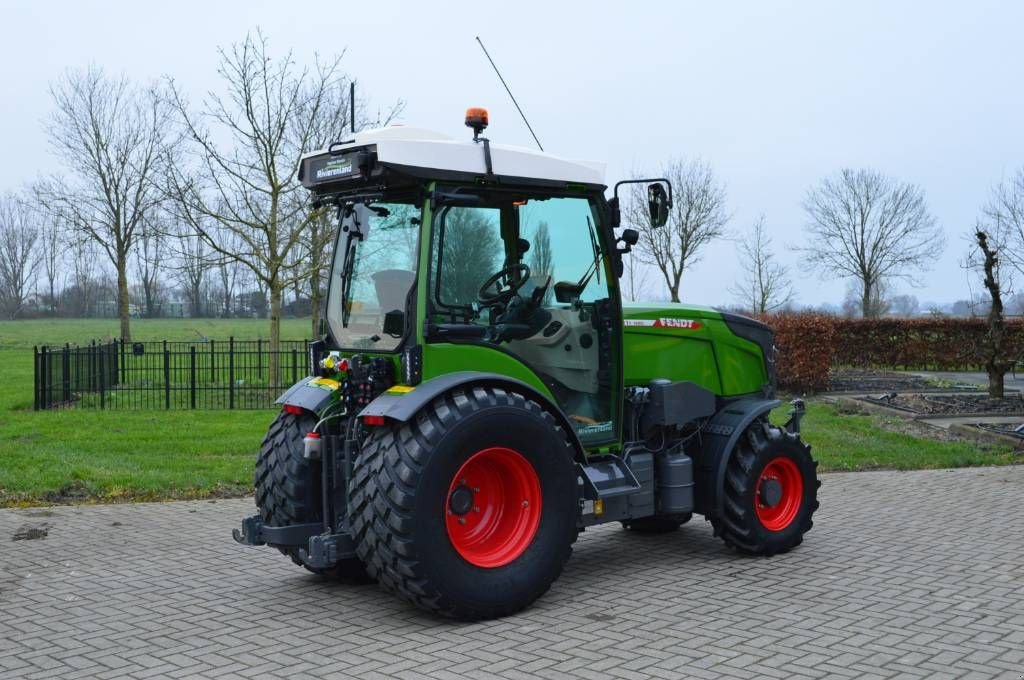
2, 0, 1022, 308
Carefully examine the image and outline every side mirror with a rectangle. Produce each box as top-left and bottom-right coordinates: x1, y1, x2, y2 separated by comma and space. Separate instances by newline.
648, 183, 670, 228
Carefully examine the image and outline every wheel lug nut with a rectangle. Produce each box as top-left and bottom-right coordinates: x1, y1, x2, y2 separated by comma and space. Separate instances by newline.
458, 517, 467, 525
522, 500, 529, 508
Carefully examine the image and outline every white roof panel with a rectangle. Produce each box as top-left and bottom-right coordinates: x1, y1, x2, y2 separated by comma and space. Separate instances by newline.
303, 126, 606, 186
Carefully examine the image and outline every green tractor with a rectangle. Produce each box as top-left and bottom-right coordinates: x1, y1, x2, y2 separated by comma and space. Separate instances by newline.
234, 109, 819, 620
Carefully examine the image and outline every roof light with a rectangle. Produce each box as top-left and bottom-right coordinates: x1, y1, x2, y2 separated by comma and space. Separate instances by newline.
465, 107, 489, 139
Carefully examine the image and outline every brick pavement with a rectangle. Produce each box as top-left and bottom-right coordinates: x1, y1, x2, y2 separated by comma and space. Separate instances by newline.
1, 467, 1023, 679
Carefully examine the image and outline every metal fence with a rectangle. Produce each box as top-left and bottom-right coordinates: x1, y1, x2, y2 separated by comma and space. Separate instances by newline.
33, 339, 311, 410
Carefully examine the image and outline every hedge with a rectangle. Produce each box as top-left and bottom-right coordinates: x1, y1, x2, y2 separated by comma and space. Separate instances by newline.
757, 314, 1024, 392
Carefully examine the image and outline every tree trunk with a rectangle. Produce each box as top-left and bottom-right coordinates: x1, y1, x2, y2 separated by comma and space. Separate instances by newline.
268, 281, 281, 386
310, 283, 322, 338
116, 253, 131, 342
977, 230, 1006, 399
861, 280, 872, 318
986, 366, 1004, 400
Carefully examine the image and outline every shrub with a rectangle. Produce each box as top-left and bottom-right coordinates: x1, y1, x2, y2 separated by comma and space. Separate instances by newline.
757, 314, 1024, 392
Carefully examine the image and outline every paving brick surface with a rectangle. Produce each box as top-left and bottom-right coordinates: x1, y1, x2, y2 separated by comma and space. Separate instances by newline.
1, 467, 1023, 679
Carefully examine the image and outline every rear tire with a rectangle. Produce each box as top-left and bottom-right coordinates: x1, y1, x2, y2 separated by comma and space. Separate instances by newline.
348, 386, 578, 620
710, 421, 819, 556
255, 411, 370, 583
622, 513, 692, 534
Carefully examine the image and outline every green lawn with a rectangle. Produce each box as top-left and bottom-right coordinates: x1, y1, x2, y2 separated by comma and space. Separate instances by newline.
772, 402, 1019, 471
0, 317, 1019, 506
0, 318, 309, 506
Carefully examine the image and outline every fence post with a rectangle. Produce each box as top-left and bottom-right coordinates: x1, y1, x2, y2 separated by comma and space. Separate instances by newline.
63, 343, 71, 405
291, 348, 298, 385
33, 346, 39, 411
164, 345, 171, 410
229, 336, 235, 409
120, 339, 126, 384
190, 346, 197, 409
99, 345, 106, 410
210, 339, 215, 383
257, 338, 263, 381
40, 346, 48, 410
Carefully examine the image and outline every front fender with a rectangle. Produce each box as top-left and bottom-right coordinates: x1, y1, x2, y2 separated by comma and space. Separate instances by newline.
358, 371, 586, 461
699, 398, 781, 521
275, 376, 341, 414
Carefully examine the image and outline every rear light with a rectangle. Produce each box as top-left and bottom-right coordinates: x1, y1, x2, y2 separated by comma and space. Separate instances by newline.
362, 415, 386, 426
282, 404, 303, 415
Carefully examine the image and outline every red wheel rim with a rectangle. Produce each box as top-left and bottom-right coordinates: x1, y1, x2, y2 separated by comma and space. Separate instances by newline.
445, 447, 542, 568
755, 456, 804, 531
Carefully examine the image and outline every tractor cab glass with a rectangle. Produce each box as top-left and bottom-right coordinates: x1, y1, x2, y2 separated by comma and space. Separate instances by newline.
429, 192, 615, 444
325, 201, 421, 351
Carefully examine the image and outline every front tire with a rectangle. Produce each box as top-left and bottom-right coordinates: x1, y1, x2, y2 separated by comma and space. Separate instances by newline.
255, 411, 369, 582
711, 422, 819, 555
348, 386, 578, 620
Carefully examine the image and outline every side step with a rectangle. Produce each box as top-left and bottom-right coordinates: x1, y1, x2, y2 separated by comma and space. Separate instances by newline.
577, 456, 641, 499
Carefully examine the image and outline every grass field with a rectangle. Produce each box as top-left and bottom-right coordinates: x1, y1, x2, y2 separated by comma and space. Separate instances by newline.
0, 318, 310, 506
0, 317, 1019, 506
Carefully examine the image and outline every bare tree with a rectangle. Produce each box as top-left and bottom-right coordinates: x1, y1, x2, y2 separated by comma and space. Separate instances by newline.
171, 219, 211, 318
627, 159, 728, 302
297, 77, 399, 336
166, 32, 401, 382
802, 168, 943, 318
841, 278, 890, 318
0, 194, 41, 319
133, 218, 165, 317
984, 167, 1024, 275
972, 228, 1013, 398
887, 293, 920, 317
38, 66, 173, 339
39, 214, 64, 315
67, 236, 101, 317
729, 215, 793, 313
214, 227, 247, 317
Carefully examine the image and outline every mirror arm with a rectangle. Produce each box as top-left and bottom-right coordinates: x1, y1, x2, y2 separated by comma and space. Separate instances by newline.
612, 177, 674, 207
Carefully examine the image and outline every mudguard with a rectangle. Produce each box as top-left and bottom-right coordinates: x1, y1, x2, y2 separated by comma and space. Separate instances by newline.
699, 398, 781, 522
358, 370, 586, 460
275, 376, 341, 413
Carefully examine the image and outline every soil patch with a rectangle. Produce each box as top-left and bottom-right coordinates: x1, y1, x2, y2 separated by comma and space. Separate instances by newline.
862, 393, 1024, 416
828, 368, 969, 393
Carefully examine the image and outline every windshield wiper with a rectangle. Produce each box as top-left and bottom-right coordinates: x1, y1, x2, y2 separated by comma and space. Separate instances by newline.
339, 240, 357, 328
337, 204, 367, 328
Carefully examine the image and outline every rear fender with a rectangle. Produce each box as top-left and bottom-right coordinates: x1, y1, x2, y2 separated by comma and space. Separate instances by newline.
275, 376, 341, 414
698, 398, 780, 522
358, 370, 586, 461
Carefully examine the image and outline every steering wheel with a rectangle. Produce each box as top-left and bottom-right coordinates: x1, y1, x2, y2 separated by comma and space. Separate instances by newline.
478, 263, 531, 305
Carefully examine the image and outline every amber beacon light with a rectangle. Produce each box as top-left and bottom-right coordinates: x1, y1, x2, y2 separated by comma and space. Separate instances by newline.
465, 107, 489, 139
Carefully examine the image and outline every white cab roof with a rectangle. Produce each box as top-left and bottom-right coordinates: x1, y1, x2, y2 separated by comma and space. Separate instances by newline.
304, 126, 606, 186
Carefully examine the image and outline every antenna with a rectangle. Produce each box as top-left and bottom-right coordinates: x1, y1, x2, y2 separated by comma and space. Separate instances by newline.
475, 36, 544, 151
350, 81, 356, 134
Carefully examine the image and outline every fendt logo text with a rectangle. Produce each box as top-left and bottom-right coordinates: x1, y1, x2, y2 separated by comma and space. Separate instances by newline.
623, 319, 703, 329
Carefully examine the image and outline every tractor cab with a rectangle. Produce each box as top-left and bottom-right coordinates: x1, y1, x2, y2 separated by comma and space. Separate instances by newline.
298, 111, 667, 446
